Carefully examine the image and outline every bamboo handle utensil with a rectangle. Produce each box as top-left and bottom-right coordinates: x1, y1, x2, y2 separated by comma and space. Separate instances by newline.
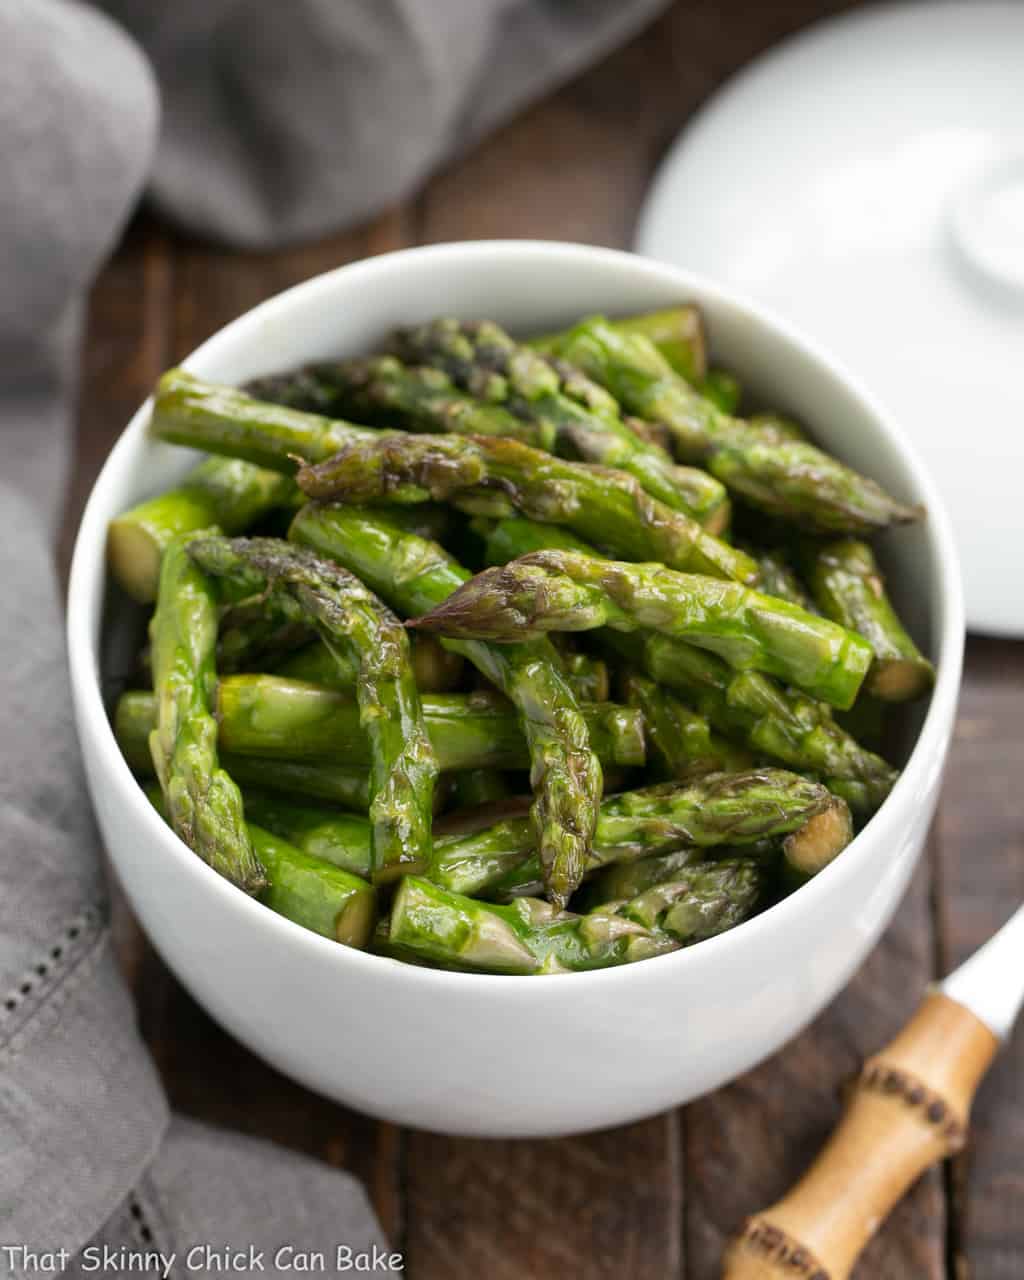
723, 903, 1024, 1279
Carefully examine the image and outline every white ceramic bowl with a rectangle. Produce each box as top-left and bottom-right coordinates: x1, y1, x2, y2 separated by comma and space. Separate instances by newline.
67, 242, 963, 1138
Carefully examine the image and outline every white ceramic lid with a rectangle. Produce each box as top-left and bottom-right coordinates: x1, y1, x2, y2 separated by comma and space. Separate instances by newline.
636, 1, 1024, 635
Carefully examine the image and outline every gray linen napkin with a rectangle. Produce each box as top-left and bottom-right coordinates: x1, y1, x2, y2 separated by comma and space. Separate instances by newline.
1, 0, 665, 1270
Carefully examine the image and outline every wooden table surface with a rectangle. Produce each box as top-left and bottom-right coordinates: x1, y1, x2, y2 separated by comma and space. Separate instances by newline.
61, 2, 1024, 1275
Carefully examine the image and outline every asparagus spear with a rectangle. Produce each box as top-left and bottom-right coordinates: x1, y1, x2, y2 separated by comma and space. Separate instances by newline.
116, 681, 645, 773
281, 355, 558, 450
116, 695, 374, 806
187, 536, 438, 885
533, 306, 708, 386
438, 769, 833, 898
194, 768, 832, 908
616, 858, 764, 943
749, 546, 815, 611
608, 631, 897, 813
145, 786, 374, 945
253, 824, 376, 946
411, 549, 873, 709
150, 368, 375, 471
573, 848, 705, 912
621, 671, 754, 777
476, 514, 595, 565
563, 652, 610, 704
146, 535, 265, 893
389, 318, 730, 532
467, 513, 897, 810
290, 502, 606, 908
295, 433, 757, 585
274, 631, 464, 693
543, 317, 921, 535
389, 876, 679, 973
748, 411, 807, 442
701, 369, 743, 415
241, 790, 373, 878
802, 539, 935, 701
781, 795, 854, 884
448, 769, 515, 811
108, 457, 300, 602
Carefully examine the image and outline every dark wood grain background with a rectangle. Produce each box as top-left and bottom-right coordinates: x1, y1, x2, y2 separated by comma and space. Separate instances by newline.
60, 2, 1024, 1275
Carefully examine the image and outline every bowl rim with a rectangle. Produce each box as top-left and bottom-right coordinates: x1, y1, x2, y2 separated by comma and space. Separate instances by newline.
67, 238, 964, 994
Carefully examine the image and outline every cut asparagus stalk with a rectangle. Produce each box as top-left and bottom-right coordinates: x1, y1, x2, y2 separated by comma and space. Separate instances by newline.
617, 858, 764, 943
146, 534, 264, 893
609, 631, 897, 814
803, 539, 935, 701
621, 670, 754, 777
271, 631, 464, 694
150, 368, 375, 472
290, 502, 606, 908
295, 433, 757, 585
437, 769, 833, 898
411, 549, 873, 710
701, 369, 742, 415
562, 652, 610, 704
389, 876, 680, 973
188, 535, 438, 884
241, 790, 372, 878
144, 786, 374, 945
108, 456, 300, 602
116, 681, 645, 773
389, 318, 730, 531
476, 514, 596, 565
253, 824, 376, 947
466, 512, 897, 811
533, 305, 708, 386
749, 546, 815, 611
574, 848, 707, 911
542, 317, 921, 535
284, 355, 558, 449
447, 769, 515, 812
782, 795, 855, 884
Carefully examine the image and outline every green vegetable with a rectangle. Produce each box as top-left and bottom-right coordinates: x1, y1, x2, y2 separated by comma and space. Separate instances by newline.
389, 318, 729, 532
701, 369, 742, 415
145, 786, 373, 944
803, 539, 934, 701
290, 502, 606, 909
108, 456, 299, 602
253, 824, 376, 947
146, 535, 264, 893
782, 796, 855, 884
435, 769, 833, 899
282, 355, 558, 449
295, 432, 757, 584
187, 535, 438, 884
150, 368, 374, 471
116, 680, 645, 773
543, 317, 922, 535
411, 548, 873, 709
607, 631, 898, 815
533, 305, 708, 386
621, 671, 754, 777
616, 858, 763, 943
389, 877, 679, 973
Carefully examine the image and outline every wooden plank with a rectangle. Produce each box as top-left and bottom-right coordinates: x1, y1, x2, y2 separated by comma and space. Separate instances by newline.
405, 1114, 682, 1280
935, 638, 1024, 1280
683, 860, 947, 1278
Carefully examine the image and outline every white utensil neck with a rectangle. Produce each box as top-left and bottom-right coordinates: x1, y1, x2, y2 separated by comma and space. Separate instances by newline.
940, 903, 1024, 1041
